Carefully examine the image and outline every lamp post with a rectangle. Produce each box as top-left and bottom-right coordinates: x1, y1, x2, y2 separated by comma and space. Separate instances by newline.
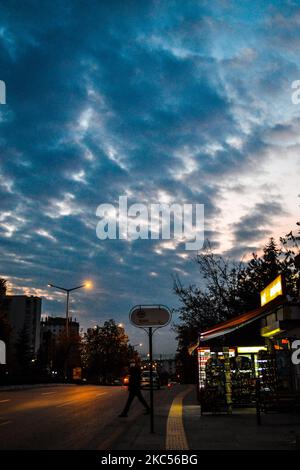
47, 282, 92, 337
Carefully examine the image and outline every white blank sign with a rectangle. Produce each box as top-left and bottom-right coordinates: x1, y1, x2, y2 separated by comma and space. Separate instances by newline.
130, 305, 171, 328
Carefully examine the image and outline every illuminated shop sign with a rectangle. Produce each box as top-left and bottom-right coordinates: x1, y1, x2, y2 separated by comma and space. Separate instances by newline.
237, 346, 267, 354
260, 275, 283, 307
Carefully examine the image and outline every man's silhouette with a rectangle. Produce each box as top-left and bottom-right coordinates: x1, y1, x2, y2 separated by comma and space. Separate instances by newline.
119, 362, 150, 417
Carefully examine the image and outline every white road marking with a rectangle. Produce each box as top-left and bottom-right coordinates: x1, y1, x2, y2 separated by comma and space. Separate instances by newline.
56, 400, 75, 408
41, 391, 57, 396
0, 420, 12, 426
56, 391, 108, 407
0, 399, 11, 404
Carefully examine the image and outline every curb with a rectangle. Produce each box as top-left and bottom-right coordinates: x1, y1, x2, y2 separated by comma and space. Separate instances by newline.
165, 385, 194, 450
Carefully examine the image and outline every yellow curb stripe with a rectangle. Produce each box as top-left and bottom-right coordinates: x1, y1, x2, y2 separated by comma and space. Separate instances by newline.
165, 386, 193, 450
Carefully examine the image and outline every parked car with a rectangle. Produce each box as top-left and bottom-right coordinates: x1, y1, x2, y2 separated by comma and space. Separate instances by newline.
141, 370, 160, 390
109, 378, 123, 386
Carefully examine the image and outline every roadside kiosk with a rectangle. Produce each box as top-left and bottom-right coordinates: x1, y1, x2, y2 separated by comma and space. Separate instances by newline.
196, 275, 300, 414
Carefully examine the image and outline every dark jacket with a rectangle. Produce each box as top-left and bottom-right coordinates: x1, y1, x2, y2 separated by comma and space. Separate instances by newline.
128, 366, 141, 391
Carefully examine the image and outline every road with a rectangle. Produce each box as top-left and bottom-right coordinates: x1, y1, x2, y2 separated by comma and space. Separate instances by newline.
0, 384, 177, 450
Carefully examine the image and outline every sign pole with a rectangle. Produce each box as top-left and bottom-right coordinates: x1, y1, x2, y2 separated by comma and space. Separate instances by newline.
129, 304, 172, 434
149, 326, 154, 434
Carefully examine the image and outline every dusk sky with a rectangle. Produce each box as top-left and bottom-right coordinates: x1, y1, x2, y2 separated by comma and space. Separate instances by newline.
0, 1, 299, 354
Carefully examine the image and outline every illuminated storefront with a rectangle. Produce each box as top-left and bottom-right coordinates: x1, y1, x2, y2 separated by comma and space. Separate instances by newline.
197, 276, 300, 413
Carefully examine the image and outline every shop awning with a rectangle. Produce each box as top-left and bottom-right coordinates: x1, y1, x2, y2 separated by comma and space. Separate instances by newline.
200, 296, 285, 342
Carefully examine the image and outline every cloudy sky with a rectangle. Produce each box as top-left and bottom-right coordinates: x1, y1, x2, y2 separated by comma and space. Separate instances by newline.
0, 0, 299, 354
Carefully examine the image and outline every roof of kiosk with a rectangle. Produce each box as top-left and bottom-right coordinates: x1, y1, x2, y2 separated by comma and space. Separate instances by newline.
200, 296, 285, 342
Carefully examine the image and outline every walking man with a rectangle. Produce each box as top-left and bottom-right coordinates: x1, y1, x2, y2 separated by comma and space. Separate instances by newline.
119, 362, 150, 417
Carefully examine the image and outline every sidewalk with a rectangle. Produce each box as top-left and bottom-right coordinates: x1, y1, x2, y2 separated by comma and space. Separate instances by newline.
109, 385, 300, 450
110, 391, 172, 450
183, 389, 300, 450
109, 385, 191, 450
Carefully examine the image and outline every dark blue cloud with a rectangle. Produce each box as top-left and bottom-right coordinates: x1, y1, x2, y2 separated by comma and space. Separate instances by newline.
0, 0, 299, 353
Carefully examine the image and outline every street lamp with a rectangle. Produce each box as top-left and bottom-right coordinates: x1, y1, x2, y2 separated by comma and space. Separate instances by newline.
47, 281, 92, 337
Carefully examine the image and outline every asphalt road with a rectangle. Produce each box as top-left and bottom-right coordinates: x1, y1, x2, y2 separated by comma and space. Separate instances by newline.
0, 384, 176, 450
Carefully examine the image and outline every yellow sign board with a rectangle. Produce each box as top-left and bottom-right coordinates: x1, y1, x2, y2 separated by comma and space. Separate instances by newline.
260, 275, 283, 307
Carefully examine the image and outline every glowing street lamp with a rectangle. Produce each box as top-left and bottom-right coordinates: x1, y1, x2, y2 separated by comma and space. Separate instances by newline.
47, 281, 92, 337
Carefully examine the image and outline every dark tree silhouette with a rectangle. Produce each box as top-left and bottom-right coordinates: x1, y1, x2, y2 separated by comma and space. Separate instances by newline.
81, 319, 135, 384
15, 324, 34, 374
173, 238, 299, 383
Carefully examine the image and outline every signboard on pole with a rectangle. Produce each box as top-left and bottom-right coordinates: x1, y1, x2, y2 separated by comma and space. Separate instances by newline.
129, 305, 171, 328
129, 304, 171, 434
